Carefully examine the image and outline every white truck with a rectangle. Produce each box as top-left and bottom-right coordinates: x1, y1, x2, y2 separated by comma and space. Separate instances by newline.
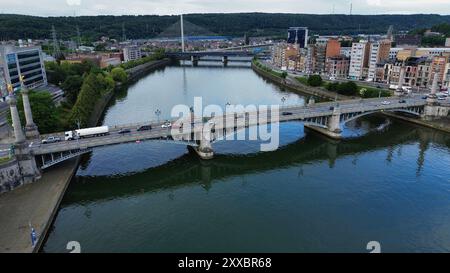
65, 126, 109, 141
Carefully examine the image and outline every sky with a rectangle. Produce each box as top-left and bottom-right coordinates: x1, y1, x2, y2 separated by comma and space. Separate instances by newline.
0, 0, 449, 17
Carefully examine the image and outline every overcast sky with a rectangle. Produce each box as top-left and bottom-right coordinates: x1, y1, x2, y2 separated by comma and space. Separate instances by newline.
0, 0, 449, 16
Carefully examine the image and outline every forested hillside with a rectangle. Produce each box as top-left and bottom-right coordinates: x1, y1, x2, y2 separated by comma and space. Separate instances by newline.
1, 13, 449, 41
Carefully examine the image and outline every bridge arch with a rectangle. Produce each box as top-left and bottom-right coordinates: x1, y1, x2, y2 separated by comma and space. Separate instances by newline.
341, 109, 422, 125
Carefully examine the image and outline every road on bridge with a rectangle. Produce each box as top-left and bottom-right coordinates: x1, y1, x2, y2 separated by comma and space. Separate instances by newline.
31, 96, 427, 156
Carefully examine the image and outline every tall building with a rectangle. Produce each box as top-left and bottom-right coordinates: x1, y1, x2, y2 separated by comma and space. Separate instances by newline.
325, 56, 350, 79
314, 38, 329, 74
0, 45, 48, 93
287, 27, 308, 48
123, 45, 142, 62
368, 40, 391, 81
430, 56, 449, 85
272, 43, 299, 70
305, 44, 316, 74
326, 39, 341, 58
349, 40, 371, 80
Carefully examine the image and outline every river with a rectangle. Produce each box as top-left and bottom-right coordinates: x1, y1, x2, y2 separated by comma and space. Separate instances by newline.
43, 61, 450, 253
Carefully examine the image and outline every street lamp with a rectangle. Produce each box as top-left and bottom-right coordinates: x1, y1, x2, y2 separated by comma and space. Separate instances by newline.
155, 109, 161, 123
281, 97, 286, 109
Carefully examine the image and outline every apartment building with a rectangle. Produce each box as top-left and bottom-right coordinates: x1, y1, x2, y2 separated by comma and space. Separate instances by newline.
305, 44, 316, 74
367, 40, 391, 81
349, 41, 371, 80
272, 43, 299, 70
430, 55, 449, 85
123, 45, 142, 62
314, 38, 329, 74
325, 56, 350, 79
0, 45, 47, 92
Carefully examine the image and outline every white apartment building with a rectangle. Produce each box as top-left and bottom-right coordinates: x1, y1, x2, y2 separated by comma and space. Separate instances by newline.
368, 40, 391, 81
349, 41, 370, 80
123, 45, 142, 62
0, 45, 48, 94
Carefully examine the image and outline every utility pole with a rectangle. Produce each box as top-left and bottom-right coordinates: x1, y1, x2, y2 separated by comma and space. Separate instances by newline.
76, 25, 81, 48
350, 1, 353, 15
51, 25, 61, 59
180, 14, 185, 53
122, 23, 126, 42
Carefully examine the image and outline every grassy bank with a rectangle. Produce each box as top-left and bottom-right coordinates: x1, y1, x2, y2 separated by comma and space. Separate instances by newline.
252, 59, 287, 79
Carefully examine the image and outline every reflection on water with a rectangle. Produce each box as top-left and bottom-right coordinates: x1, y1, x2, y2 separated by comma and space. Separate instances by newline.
43, 64, 450, 253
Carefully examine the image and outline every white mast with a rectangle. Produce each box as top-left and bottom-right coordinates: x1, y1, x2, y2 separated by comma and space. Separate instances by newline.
180, 14, 185, 52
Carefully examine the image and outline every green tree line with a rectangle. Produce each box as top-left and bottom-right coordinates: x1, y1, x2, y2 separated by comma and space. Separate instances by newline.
1, 14, 449, 41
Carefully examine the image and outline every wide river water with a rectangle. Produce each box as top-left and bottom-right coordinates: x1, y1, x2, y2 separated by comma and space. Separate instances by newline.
43, 62, 450, 253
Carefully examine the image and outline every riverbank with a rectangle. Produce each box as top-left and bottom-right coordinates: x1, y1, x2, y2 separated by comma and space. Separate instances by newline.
0, 58, 171, 253
383, 112, 450, 134
251, 61, 351, 101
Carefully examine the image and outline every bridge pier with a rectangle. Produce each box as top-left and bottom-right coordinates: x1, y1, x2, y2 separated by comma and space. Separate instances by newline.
191, 56, 199, 67
222, 56, 228, 66
193, 138, 214, 160
326, 107, 343, 139
422, 72, 450, 120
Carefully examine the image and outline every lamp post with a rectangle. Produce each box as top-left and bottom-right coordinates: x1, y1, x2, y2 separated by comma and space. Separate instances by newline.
281, 97, 286, 109
155, 109, 161, 124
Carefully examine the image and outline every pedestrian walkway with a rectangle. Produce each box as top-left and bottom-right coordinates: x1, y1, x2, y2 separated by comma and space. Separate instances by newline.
0, 158, 78, 253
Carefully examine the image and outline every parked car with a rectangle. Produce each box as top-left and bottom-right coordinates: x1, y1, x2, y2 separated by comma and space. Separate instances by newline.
422, 96, 428, 99
161, 121, 172, 129
41, 136, 61, 144
137, 125, 152, 131
118, 128, 131, 134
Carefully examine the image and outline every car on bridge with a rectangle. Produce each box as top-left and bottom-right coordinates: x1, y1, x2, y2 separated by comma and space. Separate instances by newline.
282, 112, 293, 116
41, 136, 61, 144
137, 125, 152, 131
381, 101, 391, 105
118, 128, 131, 134
161, 121, 172, 129
399, 100, 407, 104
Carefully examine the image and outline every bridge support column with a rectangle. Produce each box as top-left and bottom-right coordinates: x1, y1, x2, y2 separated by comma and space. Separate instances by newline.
191, 128, 214, 160
194, 138, 214, 160
21, 85, 40, 139
191, 56, 199, 66
6, 94, 41, 186
326, 108, 342, 139
222, 56, 228, 66
422, 71, 449, 120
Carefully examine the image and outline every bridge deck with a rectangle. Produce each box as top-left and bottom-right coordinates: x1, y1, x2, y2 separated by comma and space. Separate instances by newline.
32, 97, 426, 155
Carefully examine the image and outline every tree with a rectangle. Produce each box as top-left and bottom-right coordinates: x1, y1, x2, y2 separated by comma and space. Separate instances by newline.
281, 72, 288, 79
8, 91, 60, 134
45, 62, 67, 85
68, 72, 115, 127
111, 67, 128, 83
337, 81, 358, 96
307, 75, 323, 87
326, 82, 340, 91
61, 75, 83, 105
